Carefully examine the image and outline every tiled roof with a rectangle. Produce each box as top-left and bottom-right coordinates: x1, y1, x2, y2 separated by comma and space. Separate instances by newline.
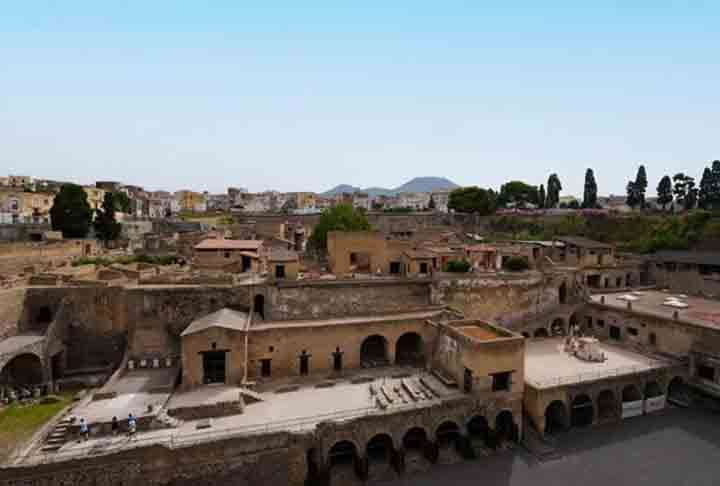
181, 308, 249, 337
266, 249, 299, 262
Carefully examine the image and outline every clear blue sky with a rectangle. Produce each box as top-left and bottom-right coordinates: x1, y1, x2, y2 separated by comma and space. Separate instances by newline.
1, 2, 718, 195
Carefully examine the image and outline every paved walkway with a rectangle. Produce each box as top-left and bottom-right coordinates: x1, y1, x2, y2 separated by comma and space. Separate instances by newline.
372, 407, 720, 486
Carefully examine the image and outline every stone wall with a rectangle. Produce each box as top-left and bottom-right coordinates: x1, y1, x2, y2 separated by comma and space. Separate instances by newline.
0, 288, 26, 340
0, 240, 96, 276
648, 265, 720, 299
268, 279, 431, 321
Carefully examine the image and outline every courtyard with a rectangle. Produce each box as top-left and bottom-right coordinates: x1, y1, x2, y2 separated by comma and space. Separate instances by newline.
372, 406, 720, 486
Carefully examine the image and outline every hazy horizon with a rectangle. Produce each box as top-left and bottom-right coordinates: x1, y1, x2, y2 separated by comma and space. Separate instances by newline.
2, 2, 718, 196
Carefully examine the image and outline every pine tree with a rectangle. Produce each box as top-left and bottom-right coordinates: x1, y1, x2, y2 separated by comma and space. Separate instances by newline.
582, 169, 597, 209
626, 181, 639, 209
699, 167, 712, 209
656, 175, 673, 211
673, 173, 697, 211
93, 192, 122, 243
635, 165, 648, 209
710, 160, 720, 210
538, 184, 546, 209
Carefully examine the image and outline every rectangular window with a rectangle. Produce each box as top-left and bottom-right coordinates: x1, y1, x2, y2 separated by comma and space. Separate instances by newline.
260, 359, 272, 378
585, 316, 593, 328
419, 262, 429, 274
597, 319, 605, 328
389, 261, 401, 274
697, 364, 716, 382
275, 265, 286, 279
609, 325, 621, 340
491, 371, 511, 392
626, 327, 638, 336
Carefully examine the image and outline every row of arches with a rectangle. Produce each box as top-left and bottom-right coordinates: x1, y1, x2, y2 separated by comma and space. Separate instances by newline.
0, 353, 44, 389
318, 412, 518, 482
360, 332, 425, 368
544, 378, 683, 434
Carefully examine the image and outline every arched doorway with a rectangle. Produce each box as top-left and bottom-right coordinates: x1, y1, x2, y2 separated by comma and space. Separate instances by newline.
551, 318, 565, 336
645, 381, 663, 399
495, 410, 518, 444
395, 332, 424, 366
571, 394, 594, 427
366, 434, 395, 473
328, 441, 360, 478
667, 377, 687, 402
559, 281, 567, 304
597, 390, 617, 420
533, 328, 549, 338
253, 294, 265, 320
435, 421, 461, 451
622, 384, 642, 403
402, 427, 430, 471
360, 335, 389, 367
467, 415, 491, 448
544, 400, 568, 435
0, 353, 43, 387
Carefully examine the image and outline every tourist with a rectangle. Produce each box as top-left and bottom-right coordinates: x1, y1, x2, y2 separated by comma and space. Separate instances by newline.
79, 418, 89, 442
111, 416, 119, 436
127, 413, 137, 439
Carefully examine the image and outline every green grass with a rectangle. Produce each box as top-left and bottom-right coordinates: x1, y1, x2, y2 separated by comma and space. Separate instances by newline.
0, 393, 74, 461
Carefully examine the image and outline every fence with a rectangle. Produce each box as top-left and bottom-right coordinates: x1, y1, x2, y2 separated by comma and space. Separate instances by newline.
527, 360, 667, 389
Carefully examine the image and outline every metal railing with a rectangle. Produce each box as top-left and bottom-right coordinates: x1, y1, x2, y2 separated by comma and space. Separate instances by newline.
10, 388, 450, 467
527, 361, 666, 388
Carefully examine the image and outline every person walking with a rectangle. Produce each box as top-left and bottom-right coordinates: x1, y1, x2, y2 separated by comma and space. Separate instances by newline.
111, 416, 119, 436
79, 418, 89, 442
127, 413, 137, 439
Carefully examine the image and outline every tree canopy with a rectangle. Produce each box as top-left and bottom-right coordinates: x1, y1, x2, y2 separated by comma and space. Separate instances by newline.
656, 175, 673, 211
497, 181, 539, 208
673, 173, 697, 211
307, 204, 371, 251
537, 184, 546, 209
626, 165, 648, 209
93, 192, 122, 243
447, 186, 497, 214
545, 174, 562, 208
50, 184, 93, 238
113, 191, 132, 213
582, 169, 598, 208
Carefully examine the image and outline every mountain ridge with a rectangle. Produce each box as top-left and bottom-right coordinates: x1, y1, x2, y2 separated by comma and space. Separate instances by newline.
321, 177, 458, 197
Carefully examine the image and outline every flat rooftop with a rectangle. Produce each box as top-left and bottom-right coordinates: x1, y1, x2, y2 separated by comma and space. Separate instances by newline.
252, 308, 445, 330
525, 337, 671, 389
591, 290, 720, 331
457, 325, 502, 342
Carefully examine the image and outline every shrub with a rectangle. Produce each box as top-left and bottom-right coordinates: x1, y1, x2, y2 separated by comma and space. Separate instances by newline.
503, 256, 529, 272
444, 260, 471, 273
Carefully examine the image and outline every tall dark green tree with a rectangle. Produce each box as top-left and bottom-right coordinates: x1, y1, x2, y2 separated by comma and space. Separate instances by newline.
447, 186, 497, 214
626, 181, 639, 209
582, 169, 598, 208
635, 165, 648, 209
93, 192, 122, 243
428, 195, 436, 210
698, 167, 712, 209
49, 184, 93, 238
537, 184, 546, 209
307, 204, 371, 251
673, 173, 697, 211
113, 191, 132, 213
656, 175, 673, 211
709, 160, 720, 210
545, 174, 562, 208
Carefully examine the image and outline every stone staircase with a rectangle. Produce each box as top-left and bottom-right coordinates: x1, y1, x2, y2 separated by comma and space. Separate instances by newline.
371, 376, 440, 410
41, 416, 73, 453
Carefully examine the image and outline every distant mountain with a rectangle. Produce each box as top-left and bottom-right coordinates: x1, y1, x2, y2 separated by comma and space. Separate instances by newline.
321, 177, 458, 197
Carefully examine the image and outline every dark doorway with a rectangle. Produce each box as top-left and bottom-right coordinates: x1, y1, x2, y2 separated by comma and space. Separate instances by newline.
202, 351, 226, 384
395, 332, 424, 366
36, 306, 53, 324
587, 275, 601, 288
545, 400, 568, 435
328, 440, 359, 470
645, 381, 663, 398
495, 410, 518, 443
389, 261, 402, 275
534, 328, 549, 338
402, 427, 428, 453
597, 390, 617, 420
360, 335, 388, 367
260, 358, 271, 378
551, 318, 565, 336
571, 394, 594, 427
275, 265, 286, 279
609, 325, 621, 340
622, 385, 642, 402
668, 377, 687, 402
0, 353, 43, 387
435, 421, 461, 450
467, 416, 491, 447
242, 256, 252, 272
419, 262, 429, 274
366, 434, 394, 465
299, 350, 310, 376
464, 368, 473, 392
559, 282, 567, 304
254, 294, 265, 320
332, 347, 343, 372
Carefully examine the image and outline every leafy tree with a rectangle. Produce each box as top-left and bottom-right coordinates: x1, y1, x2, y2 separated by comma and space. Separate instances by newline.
545, 174, 562, 208
497, 181, 539, 208
582, 168, 598, 208
447, 186, 497, 214
537, 184, 546, 209
656, 175, 673, 211
673, 173, 697, 211
307, 204, 371, 251
49, 184, 93, 238
93, 192, 122, 243
113, 191, 132, 213
428, 195, 436, 210
699, 167, 712, 210
503, 256, 529, 272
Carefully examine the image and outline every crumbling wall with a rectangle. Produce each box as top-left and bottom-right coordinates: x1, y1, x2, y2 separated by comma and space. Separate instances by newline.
0, 288, 26, 340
